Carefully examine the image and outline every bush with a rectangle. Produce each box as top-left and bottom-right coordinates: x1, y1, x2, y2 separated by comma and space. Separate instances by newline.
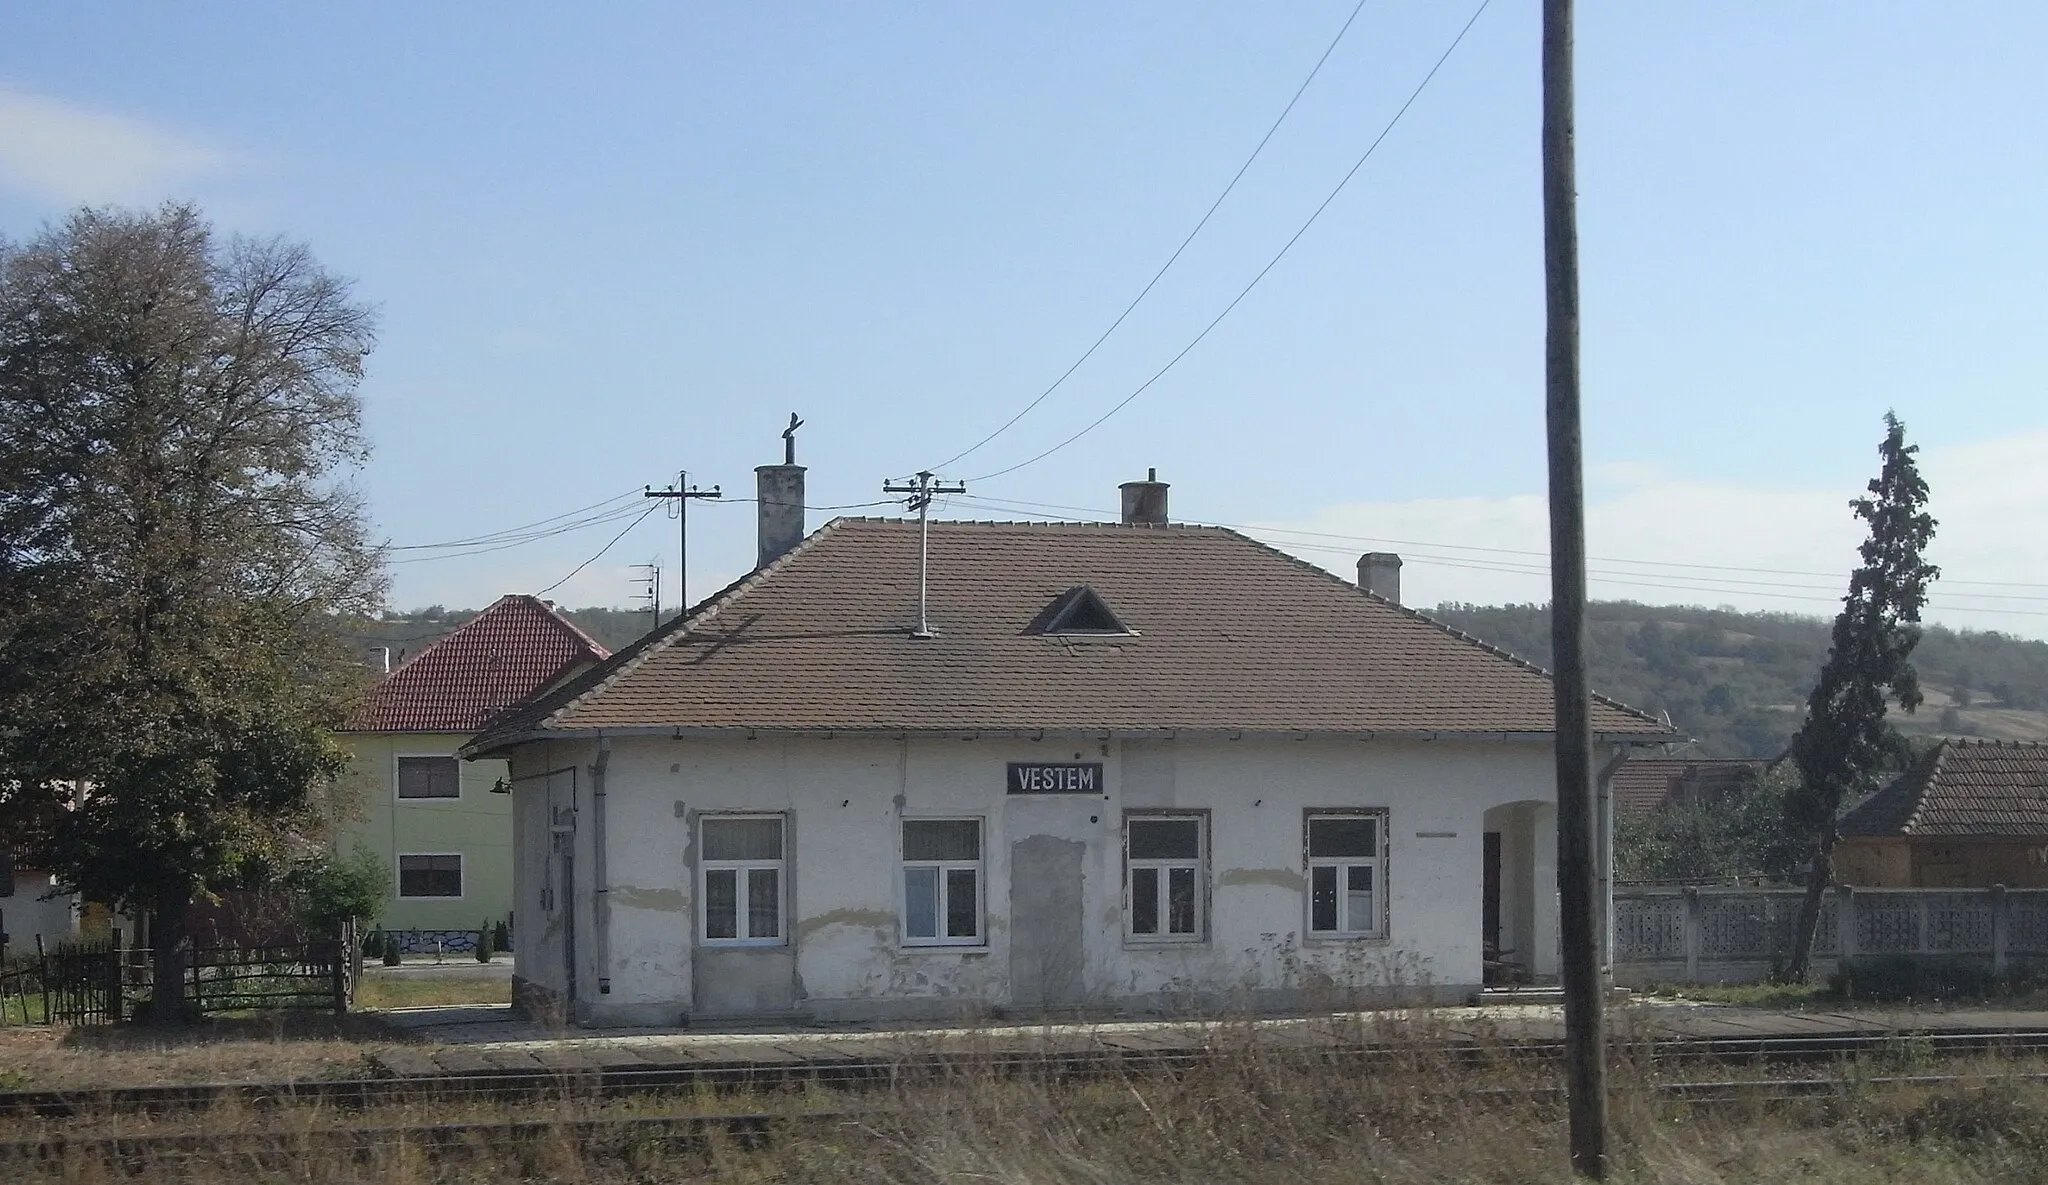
382, 934, 403, 966
1830, 954, 2048, 1001
362, 929, 384, 960
289, 845, 388, 934
475, 919, 494, 963
492, 919, 511, 953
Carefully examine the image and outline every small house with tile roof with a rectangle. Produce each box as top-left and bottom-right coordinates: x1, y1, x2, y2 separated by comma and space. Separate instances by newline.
337, 595, 609, 937
1610, 757, 1769, 816
467, 465, 1673, 1026
1835, 739, 2048, 888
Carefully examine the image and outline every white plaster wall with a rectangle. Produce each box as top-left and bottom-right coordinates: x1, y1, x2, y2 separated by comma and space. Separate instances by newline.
526, 732, 1564, 1025
3, 873, 78, 954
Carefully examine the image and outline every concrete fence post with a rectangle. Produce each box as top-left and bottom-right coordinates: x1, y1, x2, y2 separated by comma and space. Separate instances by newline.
1837, 886, 1857, 963
1991, 884, 2009, 976
1683, 887, 1701, 982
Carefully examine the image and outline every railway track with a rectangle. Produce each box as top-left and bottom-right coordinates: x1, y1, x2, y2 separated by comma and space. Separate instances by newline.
5, 1025, 2046, 1121
4, 1069, 2041, 1166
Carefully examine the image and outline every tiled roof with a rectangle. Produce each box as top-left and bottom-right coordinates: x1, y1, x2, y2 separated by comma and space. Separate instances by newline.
468, 519, 1669, 750
347, 595, 610, 733
1838, 740, 2048, 839
1612, 758, 1768, 814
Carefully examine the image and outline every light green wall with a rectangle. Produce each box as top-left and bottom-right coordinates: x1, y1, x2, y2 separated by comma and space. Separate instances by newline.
333, 733, 513, 932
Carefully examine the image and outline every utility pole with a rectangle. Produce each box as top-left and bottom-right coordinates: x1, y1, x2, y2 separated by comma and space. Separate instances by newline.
882, 470, 965, 639
644, 472, 721, 619
1543, 0, 1607, 1177
629, 562, 660, 634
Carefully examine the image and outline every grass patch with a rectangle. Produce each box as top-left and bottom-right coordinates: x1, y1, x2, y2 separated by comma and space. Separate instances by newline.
1644, 980, 1834, 1009
0, 1011, 404, 1089
354, 972, 511, 1011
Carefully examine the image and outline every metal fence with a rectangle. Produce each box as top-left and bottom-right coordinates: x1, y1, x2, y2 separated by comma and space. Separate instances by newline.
1613, 885, 2048, 985
0, 926, 355, 1026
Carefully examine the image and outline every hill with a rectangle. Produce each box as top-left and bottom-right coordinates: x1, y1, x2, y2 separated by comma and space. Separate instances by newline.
1428, 602, 2048, 757
349, 600, 2048, 758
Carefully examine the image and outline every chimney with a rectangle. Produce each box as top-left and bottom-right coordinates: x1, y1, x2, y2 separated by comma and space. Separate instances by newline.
1358, 552, 1402, 605
755, 412, 807, 568
1118, 468, 1169, 526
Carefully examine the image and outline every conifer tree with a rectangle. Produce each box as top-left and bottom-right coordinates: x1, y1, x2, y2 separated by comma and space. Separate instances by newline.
1784, 412, 1939, 978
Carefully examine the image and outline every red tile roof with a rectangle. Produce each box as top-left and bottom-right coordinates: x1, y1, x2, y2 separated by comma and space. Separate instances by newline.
469, 519, 1670, 749
1611, 758, 1768, 815
347, 595, 610, 733
1839, 739, 2048, 839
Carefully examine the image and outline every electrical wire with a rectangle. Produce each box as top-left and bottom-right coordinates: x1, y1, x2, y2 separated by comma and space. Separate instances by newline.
535, 505, 658, 596
966, 0, 1494, 484
387, 489, 644, 551
386, 502, 651, 565
945, 494, 2048, 616
950, 493, 2048, 595
926, 0, 1372, 475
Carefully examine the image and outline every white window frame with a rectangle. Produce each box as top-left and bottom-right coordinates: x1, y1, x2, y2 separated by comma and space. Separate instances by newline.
899, 817, 985, 948
394, 753, 461, 802
396, 852, 464, 900
1123, 811, 1208, 944
1304, 810, 1388, 940
698, 813, 787, 947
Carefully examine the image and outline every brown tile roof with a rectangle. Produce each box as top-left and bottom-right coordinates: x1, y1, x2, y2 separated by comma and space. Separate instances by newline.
468, 519, 1669, 750
347, 595, 610, 733
1611, 757, 1768, 815
1838, 739, 2048, 839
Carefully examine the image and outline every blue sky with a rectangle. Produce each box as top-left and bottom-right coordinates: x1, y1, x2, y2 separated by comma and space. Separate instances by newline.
3, 2, 2044, 637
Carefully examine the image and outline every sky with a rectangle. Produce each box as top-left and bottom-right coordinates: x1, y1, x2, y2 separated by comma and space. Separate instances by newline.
3, 3, 2044, 638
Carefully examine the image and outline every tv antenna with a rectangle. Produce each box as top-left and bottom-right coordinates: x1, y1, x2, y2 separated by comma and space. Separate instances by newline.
882, 470, 966, 639
644, 471, 721, 617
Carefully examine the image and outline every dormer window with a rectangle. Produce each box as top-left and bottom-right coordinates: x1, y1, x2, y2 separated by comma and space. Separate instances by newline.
1035, 585, 1136, 636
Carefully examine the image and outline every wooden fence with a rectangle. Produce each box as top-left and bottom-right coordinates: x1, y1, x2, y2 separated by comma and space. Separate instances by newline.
0, 925, 355, 1026
1613, 885, 2048, 985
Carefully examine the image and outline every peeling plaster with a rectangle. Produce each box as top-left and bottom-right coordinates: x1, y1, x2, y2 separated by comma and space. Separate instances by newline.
1217, 868, 1306, 892
611, 886, 687, 912
796, 907, 896, 939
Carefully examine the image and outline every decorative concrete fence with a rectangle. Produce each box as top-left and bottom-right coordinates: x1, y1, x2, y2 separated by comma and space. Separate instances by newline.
1612, 885, 2048, 985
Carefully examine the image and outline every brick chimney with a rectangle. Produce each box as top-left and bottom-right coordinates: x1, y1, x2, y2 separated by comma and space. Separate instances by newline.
756, 413, 807, 568
1357, 552, 1402, 604
1118, 468, 1169, 526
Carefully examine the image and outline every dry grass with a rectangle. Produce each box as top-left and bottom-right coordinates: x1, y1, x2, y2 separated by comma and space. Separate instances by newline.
7, 1011, 2048, 1182
0, 1013, 405, 1089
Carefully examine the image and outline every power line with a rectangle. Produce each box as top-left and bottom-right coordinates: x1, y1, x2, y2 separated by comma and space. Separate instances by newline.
966, 0, 1495, 484
949, 493, 2048, 595
926, 0, 1372, 475
536, 505, 658, 597
387, 489, 644, 551
386, 502, 651, 565
945, 494, 2048, 615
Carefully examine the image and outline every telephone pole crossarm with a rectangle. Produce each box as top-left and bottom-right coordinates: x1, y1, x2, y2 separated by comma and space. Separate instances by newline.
645, 472, 722, 620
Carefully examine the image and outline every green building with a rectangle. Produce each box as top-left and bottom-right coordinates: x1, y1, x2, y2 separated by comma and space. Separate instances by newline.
336, 595, 608, 946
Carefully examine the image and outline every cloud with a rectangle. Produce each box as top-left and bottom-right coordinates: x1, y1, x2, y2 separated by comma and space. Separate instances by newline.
0, 87, 222, 205
1248, 428, 2048, 642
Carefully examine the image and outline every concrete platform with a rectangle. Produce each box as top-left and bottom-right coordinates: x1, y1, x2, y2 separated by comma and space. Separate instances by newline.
364, 1001, 2048, 1080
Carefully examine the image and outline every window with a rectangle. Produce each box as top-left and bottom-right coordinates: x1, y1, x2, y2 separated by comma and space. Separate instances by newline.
397, 756, 460, 800
1125, 814, 1205, 942
1306, 812, 1386, 938
902, 819, 983, 945
398, 853, 462, 898
701, 815, 784, 944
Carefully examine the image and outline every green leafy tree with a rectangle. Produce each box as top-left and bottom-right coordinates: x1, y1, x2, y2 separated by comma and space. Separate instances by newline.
0, 204, 382, 1020
1615, 764, 1807, 884
1783, 412, 1939, 979
289, 845, 388, 934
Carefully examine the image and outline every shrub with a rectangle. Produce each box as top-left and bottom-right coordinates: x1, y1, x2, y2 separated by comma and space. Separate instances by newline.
382, 934, 403, 966
492, 918, 511, 952
1830, 954, 2048, 1001
362, 929, 384, 960
288, 845, 388, 934
475, 920, 494, 963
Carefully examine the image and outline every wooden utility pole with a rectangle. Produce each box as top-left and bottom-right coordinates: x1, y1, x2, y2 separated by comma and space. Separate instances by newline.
644, 472, 721, 617
1543, 0, 1608, 1176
